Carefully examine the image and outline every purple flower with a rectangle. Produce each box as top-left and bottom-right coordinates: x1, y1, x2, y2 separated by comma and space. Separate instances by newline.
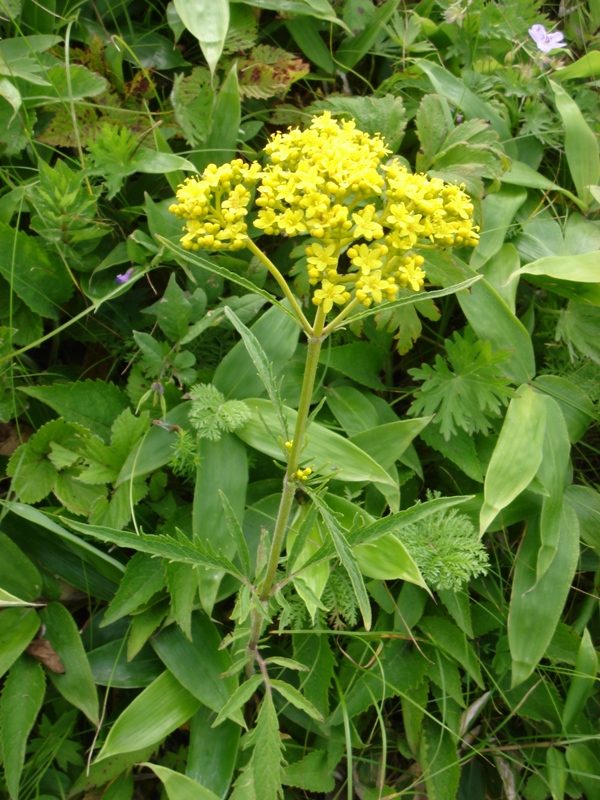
115, 267, 135, 284
528, 24, 566, 53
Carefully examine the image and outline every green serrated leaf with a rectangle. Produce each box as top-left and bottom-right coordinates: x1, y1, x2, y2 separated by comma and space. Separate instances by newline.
271, 679, 324, 721
19, 380, 129, 443
252, 693, 284, 800
409, 330, 513, 440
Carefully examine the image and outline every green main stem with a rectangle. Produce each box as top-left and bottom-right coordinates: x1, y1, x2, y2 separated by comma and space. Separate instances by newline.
247, 303, 327, 660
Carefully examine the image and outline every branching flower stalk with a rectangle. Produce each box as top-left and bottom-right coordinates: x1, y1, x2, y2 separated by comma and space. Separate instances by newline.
169, 112, 480, 663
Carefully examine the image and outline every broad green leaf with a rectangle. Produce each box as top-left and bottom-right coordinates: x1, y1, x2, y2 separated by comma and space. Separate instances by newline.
40, 602, 99, 725
0, 78, 20, 115
419, 716, 461, 800
0, 531, 42, 603
533, 375, 595, 444
325, 385, 379, 436
236, 398, 395, 486
214, 302, 300, 400
102, 553, 166, 626
328, 638, 428, 725
152, 614, 241, 721
555, 51, 600, 80
202, 62, 240, 169
420, 425, 483, 483
270, 679, 324, 721
310, 492, 372, 630
418, 616, 484, 688
354, 533, 428, 589
562, 628, 598, 730
282, 749, 334, 793
501, 160, 586, 212
117, 402, 192, 484
401, 677, 428, 756
564, 484, 600, 553
0, 608, 39, 679
438, 589, 473, 638
141, 763, 221, 800
546, 747, 568, 800
88, 640, 163, 688
508, 507, 579, 687
470, 185, 527, 270
69, 745, 158, 796
188, 707, 240, 797
252, 693, 285, 800
96, 670, 201, 760
456, 261, 536, 386
349, 418, 432, 469
193, 432, 247, 612
39, 64, 108, 100
566, 744, 600, 800
174, 0, 229, 76
480, 244, 520, 313
319, 342, 385, 389
2, 504, 123, 600
293, 633, 334, 718
480, 385, 546, 535
0, 221, 72, 319
335, 0, 398, 69
515, 251, 600, 284
0, 655, 45, 799
417, 59, 512, 146
551, 80, 599, 205
166, 561, 198, 640
309, 94, 407, 153
19, 380, 129, 444
232, 0, 339, 23
535, 396, 571, 579
286, 17, 336, 73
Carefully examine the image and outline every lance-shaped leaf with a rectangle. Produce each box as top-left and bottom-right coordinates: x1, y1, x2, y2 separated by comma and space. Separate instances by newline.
562, 628, 598, 730
96, 671, 201, 760
508, 506, 579, 687
480, 385, 547, 535
236, 398, 395, 487
174, 0, 229, 76
141, 763, 222, 800
309, 492, 371, 630
64, 519, 246, 581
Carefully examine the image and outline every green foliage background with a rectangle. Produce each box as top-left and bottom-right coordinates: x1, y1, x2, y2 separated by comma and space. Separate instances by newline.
0, 0, 599, 798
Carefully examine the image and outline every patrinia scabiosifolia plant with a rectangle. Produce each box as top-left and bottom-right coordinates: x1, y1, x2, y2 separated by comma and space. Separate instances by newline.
168, 112, 486, 794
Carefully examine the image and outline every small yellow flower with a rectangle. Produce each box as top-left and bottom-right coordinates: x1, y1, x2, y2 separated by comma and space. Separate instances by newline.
351, 205, 384, 241
312, 280, 351, 313
295, 467, 313, 481
348, 243, 387, 276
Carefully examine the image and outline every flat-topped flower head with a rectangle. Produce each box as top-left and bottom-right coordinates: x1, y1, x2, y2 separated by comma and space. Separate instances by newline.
169, 113, 479, 319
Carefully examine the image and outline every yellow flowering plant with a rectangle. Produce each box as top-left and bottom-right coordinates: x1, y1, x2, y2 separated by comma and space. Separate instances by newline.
167, 111, 480, 667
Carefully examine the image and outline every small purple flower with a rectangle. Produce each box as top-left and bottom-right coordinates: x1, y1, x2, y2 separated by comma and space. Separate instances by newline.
115, 267, 135, 284
150, 381, 164, 394
528, 24, 566, 53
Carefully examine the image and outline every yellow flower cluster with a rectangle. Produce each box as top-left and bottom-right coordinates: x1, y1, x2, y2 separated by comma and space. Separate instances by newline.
169, 160, 261, 251
169, 112, 479, 315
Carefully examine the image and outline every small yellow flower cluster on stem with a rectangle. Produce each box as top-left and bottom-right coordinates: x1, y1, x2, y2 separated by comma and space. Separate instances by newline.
169, 111, 479, 320
169, 160, 262, 251
168, 113, 480, 668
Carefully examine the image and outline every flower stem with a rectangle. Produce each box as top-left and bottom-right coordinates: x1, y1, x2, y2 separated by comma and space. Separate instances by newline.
246, 303, 326, 659
245, 238, 313, 335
